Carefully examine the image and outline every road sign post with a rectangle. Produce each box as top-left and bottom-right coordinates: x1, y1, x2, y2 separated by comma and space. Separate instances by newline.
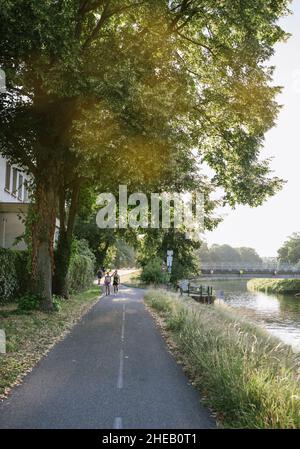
166, 250, 173, 290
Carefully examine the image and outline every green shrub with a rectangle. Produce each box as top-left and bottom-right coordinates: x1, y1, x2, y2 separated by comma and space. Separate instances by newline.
0, 249, 18, 304
52, 295, 63, 312
14, 250, 31, 296
18, 294, 40, 311
67, 239, 96, 294
140, 257, 169, 285
0, 249, 30, 304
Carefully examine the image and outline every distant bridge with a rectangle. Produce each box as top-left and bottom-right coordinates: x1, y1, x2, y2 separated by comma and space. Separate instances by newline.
199, 262, 300, 279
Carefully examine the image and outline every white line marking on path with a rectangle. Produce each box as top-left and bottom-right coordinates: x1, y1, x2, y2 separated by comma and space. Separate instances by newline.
117, 348, 124, 389
113, 417, 123, 429
117, 304, 126, 389
121, 304, 125, 341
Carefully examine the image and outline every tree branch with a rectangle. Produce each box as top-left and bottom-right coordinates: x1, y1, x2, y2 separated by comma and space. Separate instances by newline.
66, 179, 82, 240
81, 1, 147, 50
3, 135, 37, 175
176, 30, 215, 55
81, 0, 111, 50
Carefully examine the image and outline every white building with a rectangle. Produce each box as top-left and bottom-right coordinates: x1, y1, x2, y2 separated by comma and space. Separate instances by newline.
0, 155, 30, 250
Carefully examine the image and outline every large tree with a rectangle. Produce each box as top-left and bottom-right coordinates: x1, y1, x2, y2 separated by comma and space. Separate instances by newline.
0, 0, 289, 307
278, 233, 300, 265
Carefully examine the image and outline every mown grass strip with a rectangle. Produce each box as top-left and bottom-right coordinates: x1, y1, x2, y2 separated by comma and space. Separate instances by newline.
144, 289, 300, 429
0, 286, 101, 399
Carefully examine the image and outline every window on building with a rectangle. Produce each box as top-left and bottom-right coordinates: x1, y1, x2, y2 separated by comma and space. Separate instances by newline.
18, 174, 23, 201
5, 162, 11, 191
12, 168, 18, 196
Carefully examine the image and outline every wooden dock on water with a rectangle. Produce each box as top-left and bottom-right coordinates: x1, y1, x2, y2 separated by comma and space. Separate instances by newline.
178, 281, 215, 304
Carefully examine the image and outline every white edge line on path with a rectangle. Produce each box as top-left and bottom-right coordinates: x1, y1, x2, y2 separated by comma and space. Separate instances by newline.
113, 417, 123, 429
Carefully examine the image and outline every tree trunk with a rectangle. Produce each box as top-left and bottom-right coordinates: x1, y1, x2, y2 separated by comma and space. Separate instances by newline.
53, 180, 81, 298
32, 177, 57, 311
54, 230, 72, 298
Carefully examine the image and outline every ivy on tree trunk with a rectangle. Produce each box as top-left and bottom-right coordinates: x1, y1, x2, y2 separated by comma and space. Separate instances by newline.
32, 174, 58, 310
54, 180, 81, 298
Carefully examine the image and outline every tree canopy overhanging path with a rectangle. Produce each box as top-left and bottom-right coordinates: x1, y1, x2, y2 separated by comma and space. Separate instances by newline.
0, 286, 215, 429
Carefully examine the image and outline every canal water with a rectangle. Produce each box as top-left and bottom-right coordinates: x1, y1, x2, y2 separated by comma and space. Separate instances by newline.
207, 279, 300, 352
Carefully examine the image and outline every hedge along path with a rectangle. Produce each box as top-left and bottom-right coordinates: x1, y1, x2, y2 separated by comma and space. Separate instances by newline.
0, 249, 30, 304
0, 286, 101, 399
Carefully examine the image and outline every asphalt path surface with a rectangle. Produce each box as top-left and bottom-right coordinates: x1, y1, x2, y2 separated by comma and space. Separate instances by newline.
0, 286, 215, 429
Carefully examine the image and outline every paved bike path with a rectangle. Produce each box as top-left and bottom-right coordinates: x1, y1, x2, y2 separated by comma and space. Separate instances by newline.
0, 286, 215, 429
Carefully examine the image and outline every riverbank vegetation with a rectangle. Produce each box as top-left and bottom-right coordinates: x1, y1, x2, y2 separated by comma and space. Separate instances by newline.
278, 233, 300, 266
248, 278, 300, 295
144, 289, 300, 429
0, 286, 101, 399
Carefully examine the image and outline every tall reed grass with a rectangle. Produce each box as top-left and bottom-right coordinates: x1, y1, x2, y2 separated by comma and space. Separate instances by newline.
144, 289, 300, 428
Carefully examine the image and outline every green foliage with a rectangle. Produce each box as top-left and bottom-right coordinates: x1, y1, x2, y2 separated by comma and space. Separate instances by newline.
74, 214, 116, 267
67, 239, 96, 294
278, 233, 300, 265
13, 250, 31, 294
248, 278, 300, 295
113, 240, 136, 268
17, 294, 40, 311
0, 249, 18, 304
0, 249, 30, 304
140, 257, 169, 285
145, 289, 300, 429
74, 210, 138, 269
139, 229, 200, 284
199, 243, 262, 266
52, 296, 63, 312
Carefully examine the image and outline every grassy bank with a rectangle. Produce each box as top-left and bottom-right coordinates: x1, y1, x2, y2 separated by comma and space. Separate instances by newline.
248, 278, 300, 295
0, 286, 101, 399
144, 289, 300, 428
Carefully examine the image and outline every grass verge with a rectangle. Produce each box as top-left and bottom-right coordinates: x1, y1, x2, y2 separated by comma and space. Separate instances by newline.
144, 289, 300, 429
120, 269, 145, 288
0, 286, 101, 399
248, 278, 300, 295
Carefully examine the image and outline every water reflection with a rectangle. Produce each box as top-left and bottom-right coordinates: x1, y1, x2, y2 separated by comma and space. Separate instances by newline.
209, 279, 300, 352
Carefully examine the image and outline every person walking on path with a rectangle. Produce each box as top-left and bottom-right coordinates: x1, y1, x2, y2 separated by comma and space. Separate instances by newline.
104, 272, 111, 296
112, 270, 120, 295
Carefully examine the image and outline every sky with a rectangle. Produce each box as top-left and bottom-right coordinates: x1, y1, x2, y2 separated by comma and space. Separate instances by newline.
204, 0, 300, 257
